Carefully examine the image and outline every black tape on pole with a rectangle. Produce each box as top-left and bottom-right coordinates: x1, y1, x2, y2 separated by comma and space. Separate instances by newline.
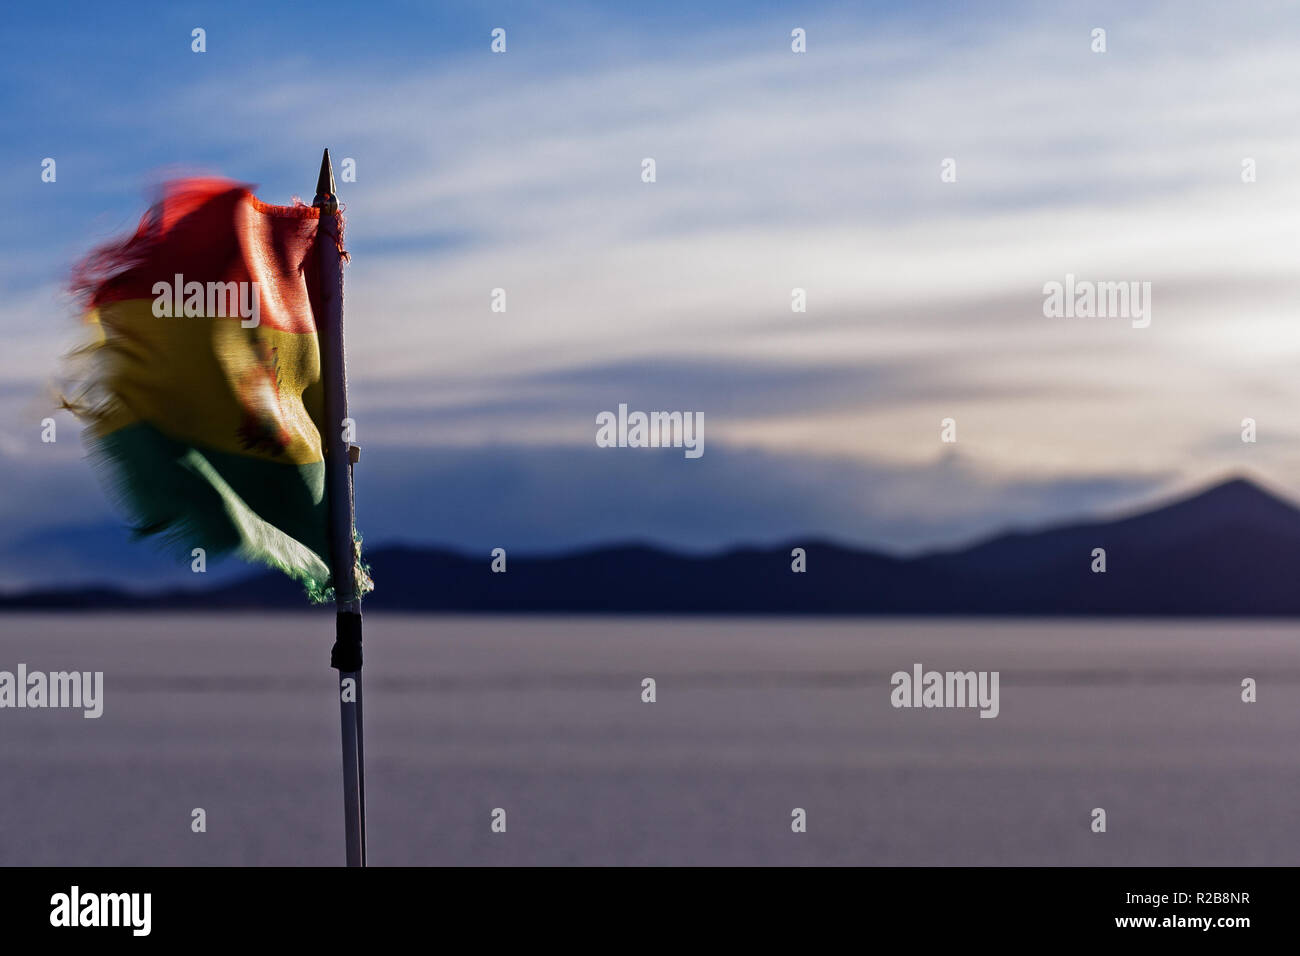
331, 611, 363, 671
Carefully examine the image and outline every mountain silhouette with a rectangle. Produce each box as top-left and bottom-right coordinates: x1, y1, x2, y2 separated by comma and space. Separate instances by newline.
5, 475, 1300, 614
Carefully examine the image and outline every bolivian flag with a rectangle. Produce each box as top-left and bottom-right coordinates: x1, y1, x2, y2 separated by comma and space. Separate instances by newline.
66, 178, 354, 600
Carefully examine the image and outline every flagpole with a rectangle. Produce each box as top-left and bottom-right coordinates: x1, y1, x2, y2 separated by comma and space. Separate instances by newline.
313, 148, 367, 867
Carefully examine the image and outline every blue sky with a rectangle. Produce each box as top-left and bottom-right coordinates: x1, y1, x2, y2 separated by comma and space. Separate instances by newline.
2, 0, 1300, 587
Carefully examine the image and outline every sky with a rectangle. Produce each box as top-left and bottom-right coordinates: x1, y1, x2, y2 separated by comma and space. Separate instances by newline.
2, 0, 1300, 588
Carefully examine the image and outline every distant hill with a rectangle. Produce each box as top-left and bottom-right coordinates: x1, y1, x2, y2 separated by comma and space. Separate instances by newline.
5, 476, 1300, 614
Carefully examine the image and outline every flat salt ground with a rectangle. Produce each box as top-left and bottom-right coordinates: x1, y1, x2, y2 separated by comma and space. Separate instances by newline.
0, 614, 1296, 866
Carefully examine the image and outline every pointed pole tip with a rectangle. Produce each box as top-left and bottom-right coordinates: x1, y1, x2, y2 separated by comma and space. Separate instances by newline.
314, 148, 338, 212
